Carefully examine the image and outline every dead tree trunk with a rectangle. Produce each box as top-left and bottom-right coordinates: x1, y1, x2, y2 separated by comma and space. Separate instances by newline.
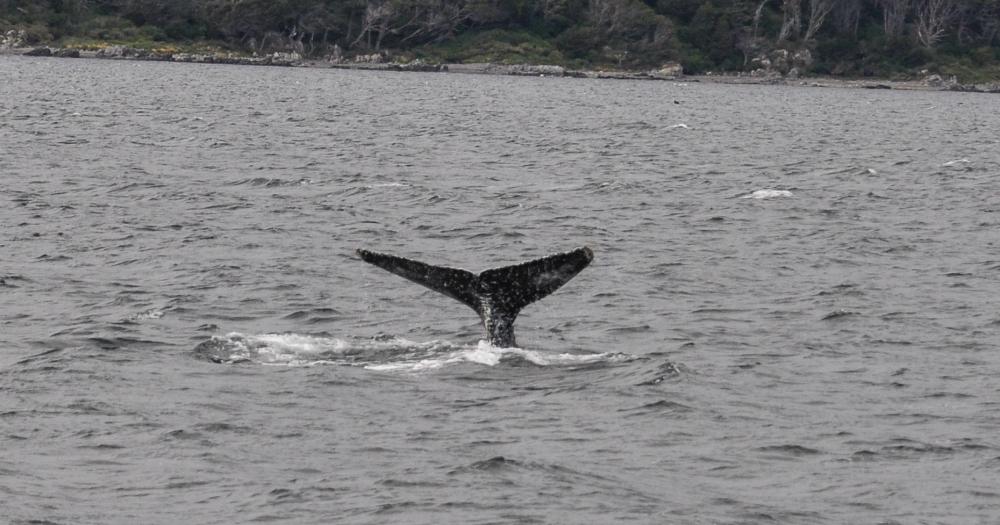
752, 0, 769, 38
804, 0, 835, 41
779, 0, 802, 41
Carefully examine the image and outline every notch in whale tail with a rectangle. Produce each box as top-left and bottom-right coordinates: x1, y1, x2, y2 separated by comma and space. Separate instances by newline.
357, 247, 593, 347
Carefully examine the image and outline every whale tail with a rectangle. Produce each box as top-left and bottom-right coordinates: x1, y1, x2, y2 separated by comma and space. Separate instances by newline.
357, 247, 593, 347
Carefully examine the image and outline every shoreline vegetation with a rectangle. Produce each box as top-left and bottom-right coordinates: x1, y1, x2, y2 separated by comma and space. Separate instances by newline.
4, 43, 998, 93
2, 0, 998, 92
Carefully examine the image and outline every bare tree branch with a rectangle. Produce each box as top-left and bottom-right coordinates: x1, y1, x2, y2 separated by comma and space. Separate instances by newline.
915, 0, 958, 47
804, 0, 835, 40
752, 0, 769, 38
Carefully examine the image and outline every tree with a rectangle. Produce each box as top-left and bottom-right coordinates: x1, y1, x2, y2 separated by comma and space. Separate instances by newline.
683, 0, 747, 68
349, 0, 476, 51
804, 0, 835, 40
879, 0, 911, 39
778, 0, 801, 40
914, 0, 957, 46
832, 0, 862, 37
960, 0, 1000, 43
750, 0, 768, 38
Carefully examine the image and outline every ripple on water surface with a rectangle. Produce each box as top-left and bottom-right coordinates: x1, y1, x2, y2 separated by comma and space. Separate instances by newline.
2, 56, 1000, 524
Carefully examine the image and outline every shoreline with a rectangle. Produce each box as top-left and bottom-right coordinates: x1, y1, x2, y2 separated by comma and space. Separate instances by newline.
4, 45, 999, 94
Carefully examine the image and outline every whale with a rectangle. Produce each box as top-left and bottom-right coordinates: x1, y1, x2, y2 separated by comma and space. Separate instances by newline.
357, 247, 593, 347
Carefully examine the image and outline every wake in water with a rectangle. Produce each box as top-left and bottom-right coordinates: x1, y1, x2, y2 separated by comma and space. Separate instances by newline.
194, 332, 634, 371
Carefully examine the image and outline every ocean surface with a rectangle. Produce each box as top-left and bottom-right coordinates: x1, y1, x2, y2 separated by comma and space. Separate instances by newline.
2, 55, 1000, 524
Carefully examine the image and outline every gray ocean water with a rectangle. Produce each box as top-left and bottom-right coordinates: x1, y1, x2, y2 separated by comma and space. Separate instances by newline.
2, 55, 1000, 524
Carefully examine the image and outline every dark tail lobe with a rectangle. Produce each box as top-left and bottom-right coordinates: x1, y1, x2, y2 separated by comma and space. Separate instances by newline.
357, 247, 593, 347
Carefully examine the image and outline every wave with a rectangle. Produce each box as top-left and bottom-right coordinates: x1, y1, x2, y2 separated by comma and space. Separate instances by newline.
740, 189, 794, 199
194, 332, 633, 371
230, 177, 314, 187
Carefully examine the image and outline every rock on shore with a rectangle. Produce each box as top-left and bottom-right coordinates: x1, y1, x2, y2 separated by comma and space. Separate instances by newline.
445, 63, 566, 76
442, 61, 682, 79
101, 46, 305, 66
24, 47, 52, 56
1, 29, 26, 49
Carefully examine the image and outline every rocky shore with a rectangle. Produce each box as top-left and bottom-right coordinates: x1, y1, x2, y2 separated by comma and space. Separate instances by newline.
6, 43, 308, 67
4, 41, 999, 94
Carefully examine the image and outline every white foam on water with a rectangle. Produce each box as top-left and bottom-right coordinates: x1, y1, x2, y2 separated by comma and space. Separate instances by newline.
125, 308, 164, 321
365, 340, 631, 372
251, 333, 350, 365
741, 189, 794, 199
206, 332, 351, 366
942, 158, 970, 167
203, 333, 631, 371
666, 123, 689, 130
364, 340, 504, 372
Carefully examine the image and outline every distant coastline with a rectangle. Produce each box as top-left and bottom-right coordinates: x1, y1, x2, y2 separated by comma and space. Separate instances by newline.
5, 44, 1000, 94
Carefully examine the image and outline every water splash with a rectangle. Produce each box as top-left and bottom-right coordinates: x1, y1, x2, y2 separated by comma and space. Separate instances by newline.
367, 340, 632, 372
124, 308, 165, 322
194, 333, 632, 371
741, 189, 793, 199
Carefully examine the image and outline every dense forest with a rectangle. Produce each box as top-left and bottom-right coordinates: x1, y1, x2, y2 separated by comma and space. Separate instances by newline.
2, 0, 999, 79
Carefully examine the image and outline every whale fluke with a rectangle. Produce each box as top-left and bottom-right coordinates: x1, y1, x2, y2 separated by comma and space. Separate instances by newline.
357, 247, 593, 347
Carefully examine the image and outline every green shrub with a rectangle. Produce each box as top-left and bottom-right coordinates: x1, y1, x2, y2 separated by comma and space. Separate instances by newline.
19, 22, 54, 44
555, 25, 604, 61
971, 46, 998, 66
417, 29, 567, 64
678, 1, 744, 70
78, 15, 141, 41
655, 0, 703, 23
137, 24, 167, 42
165, 20, 208, 41
678, 47, 711, 73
